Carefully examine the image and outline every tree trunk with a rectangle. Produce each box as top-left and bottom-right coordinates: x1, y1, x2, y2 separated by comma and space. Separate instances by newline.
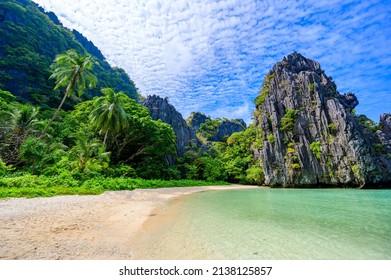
41, 90, 68, 138
103, 130, 109, 145
41, 71, 80, 139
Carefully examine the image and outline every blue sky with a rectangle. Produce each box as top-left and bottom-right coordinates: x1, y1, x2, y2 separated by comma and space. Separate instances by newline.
33, 0, 390, 124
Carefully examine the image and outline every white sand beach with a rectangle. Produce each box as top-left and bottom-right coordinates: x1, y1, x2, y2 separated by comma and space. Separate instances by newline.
0, 185, 257, 260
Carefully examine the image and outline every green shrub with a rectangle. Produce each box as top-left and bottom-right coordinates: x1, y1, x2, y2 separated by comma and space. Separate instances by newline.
291, 163, 301, 170
309, 83, 315, 92
352, 165, 360, 177
19, 136, 47, 173
0, 158, 13, 176
202, 157, 227, 182
310, 141, 322, 159
0, 174, 229, 199
287, 147, 295, 154
106, 164, 137, 178
281, 109, 299, 132
254, 91, 268, 107
328, 123, 338, 135
198, 119, 221, 141
254, 73, 275, 107
135, 157, 181, 180
267, 134, 275, 144
246, 164, 264, 185
355, 114, 379, 133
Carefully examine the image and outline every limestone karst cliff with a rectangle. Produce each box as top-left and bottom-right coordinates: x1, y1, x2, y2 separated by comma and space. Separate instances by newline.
187, 112, 247, 142
143, 95, 200, 156
253, 52, 391, 188
213, 119, 246, 142
186, 112, 209, 132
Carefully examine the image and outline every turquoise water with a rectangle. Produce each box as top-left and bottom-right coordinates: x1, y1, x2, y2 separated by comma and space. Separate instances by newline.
135, 189, 391, 259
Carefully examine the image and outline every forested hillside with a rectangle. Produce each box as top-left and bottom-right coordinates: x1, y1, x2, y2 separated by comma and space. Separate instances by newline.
0, 0, 137, 109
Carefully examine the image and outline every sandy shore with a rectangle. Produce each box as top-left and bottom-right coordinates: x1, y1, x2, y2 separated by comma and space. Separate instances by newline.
0, 185, 257, 260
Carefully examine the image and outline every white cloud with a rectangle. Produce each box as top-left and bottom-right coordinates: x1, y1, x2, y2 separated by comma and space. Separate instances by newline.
33, 0, 391, 123
213, 102, 252, 123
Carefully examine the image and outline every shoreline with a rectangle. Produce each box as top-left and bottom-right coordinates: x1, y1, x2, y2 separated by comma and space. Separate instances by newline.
0, 185, 258, 260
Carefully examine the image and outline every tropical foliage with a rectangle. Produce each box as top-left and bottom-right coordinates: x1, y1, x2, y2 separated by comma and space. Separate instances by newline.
0, 0, 267, 199
43, 49, 97, 135
89, 88, 129, 144
0, 46, 233, 199
0, 0, 138, 110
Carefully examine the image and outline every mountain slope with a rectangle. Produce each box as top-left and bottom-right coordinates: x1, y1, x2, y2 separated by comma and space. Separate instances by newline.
0, 0, 137, 109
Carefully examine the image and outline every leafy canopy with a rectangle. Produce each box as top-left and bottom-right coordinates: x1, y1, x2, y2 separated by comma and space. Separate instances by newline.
89, 88, 129, 144
49, 49, 98, 98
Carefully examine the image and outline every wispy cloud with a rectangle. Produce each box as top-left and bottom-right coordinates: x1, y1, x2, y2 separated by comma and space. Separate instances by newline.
34, 0, 391, 123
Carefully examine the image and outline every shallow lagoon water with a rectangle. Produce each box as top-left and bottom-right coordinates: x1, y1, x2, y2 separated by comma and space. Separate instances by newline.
134, 188, 391, 259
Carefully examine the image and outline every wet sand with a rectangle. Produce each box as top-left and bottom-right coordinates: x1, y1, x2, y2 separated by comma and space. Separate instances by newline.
0, 185, 257, 259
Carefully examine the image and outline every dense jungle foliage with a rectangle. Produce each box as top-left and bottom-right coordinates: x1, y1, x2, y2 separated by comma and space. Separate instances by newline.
0, 45, 259, 198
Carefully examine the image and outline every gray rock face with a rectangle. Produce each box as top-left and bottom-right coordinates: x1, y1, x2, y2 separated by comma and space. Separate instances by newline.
187, 112, 209, 131
253, 52, 391, 188
187, 112, 246, 142
341, 92, 359, 111
212, 119, 247, 142
143, 95, 200, 156
377, 114, 391, 153
380, 114, 391, 137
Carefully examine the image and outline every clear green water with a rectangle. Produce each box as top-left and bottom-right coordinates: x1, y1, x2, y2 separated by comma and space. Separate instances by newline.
135, 189, 391, 259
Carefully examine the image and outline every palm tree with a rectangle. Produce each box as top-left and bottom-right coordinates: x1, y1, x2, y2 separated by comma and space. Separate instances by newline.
70, 133, 110, 173
1, 105, 43, 164
42, 49, 97, 137
11, 105, 42, 139
89, 88, 129, 145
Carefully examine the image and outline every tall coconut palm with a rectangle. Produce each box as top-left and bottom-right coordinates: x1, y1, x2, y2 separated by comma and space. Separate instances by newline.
89, 88, 129, 145
42, 49, 97, 137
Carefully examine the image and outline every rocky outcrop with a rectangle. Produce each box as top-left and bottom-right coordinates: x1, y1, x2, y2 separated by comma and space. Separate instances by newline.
212, 119, 246, 141
186, 112, 209, 131
143, 95, 200, 156
187, 112, 246, 142
380, 114, 391, 138
376, 114, 391, 153
253, 52, 391, 188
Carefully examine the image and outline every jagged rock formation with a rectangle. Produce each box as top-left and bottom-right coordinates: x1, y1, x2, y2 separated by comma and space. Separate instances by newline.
143, 95, 200, 156
253, 52, 391, 188
212, 119, 246, 142
380, 114, 391, 138
376, 114, 391, 153
187, 112, 247, 142
187, 112, 209, 131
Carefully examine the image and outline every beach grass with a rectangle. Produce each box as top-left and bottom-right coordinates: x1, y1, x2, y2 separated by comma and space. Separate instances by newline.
0, 174, 229, 199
